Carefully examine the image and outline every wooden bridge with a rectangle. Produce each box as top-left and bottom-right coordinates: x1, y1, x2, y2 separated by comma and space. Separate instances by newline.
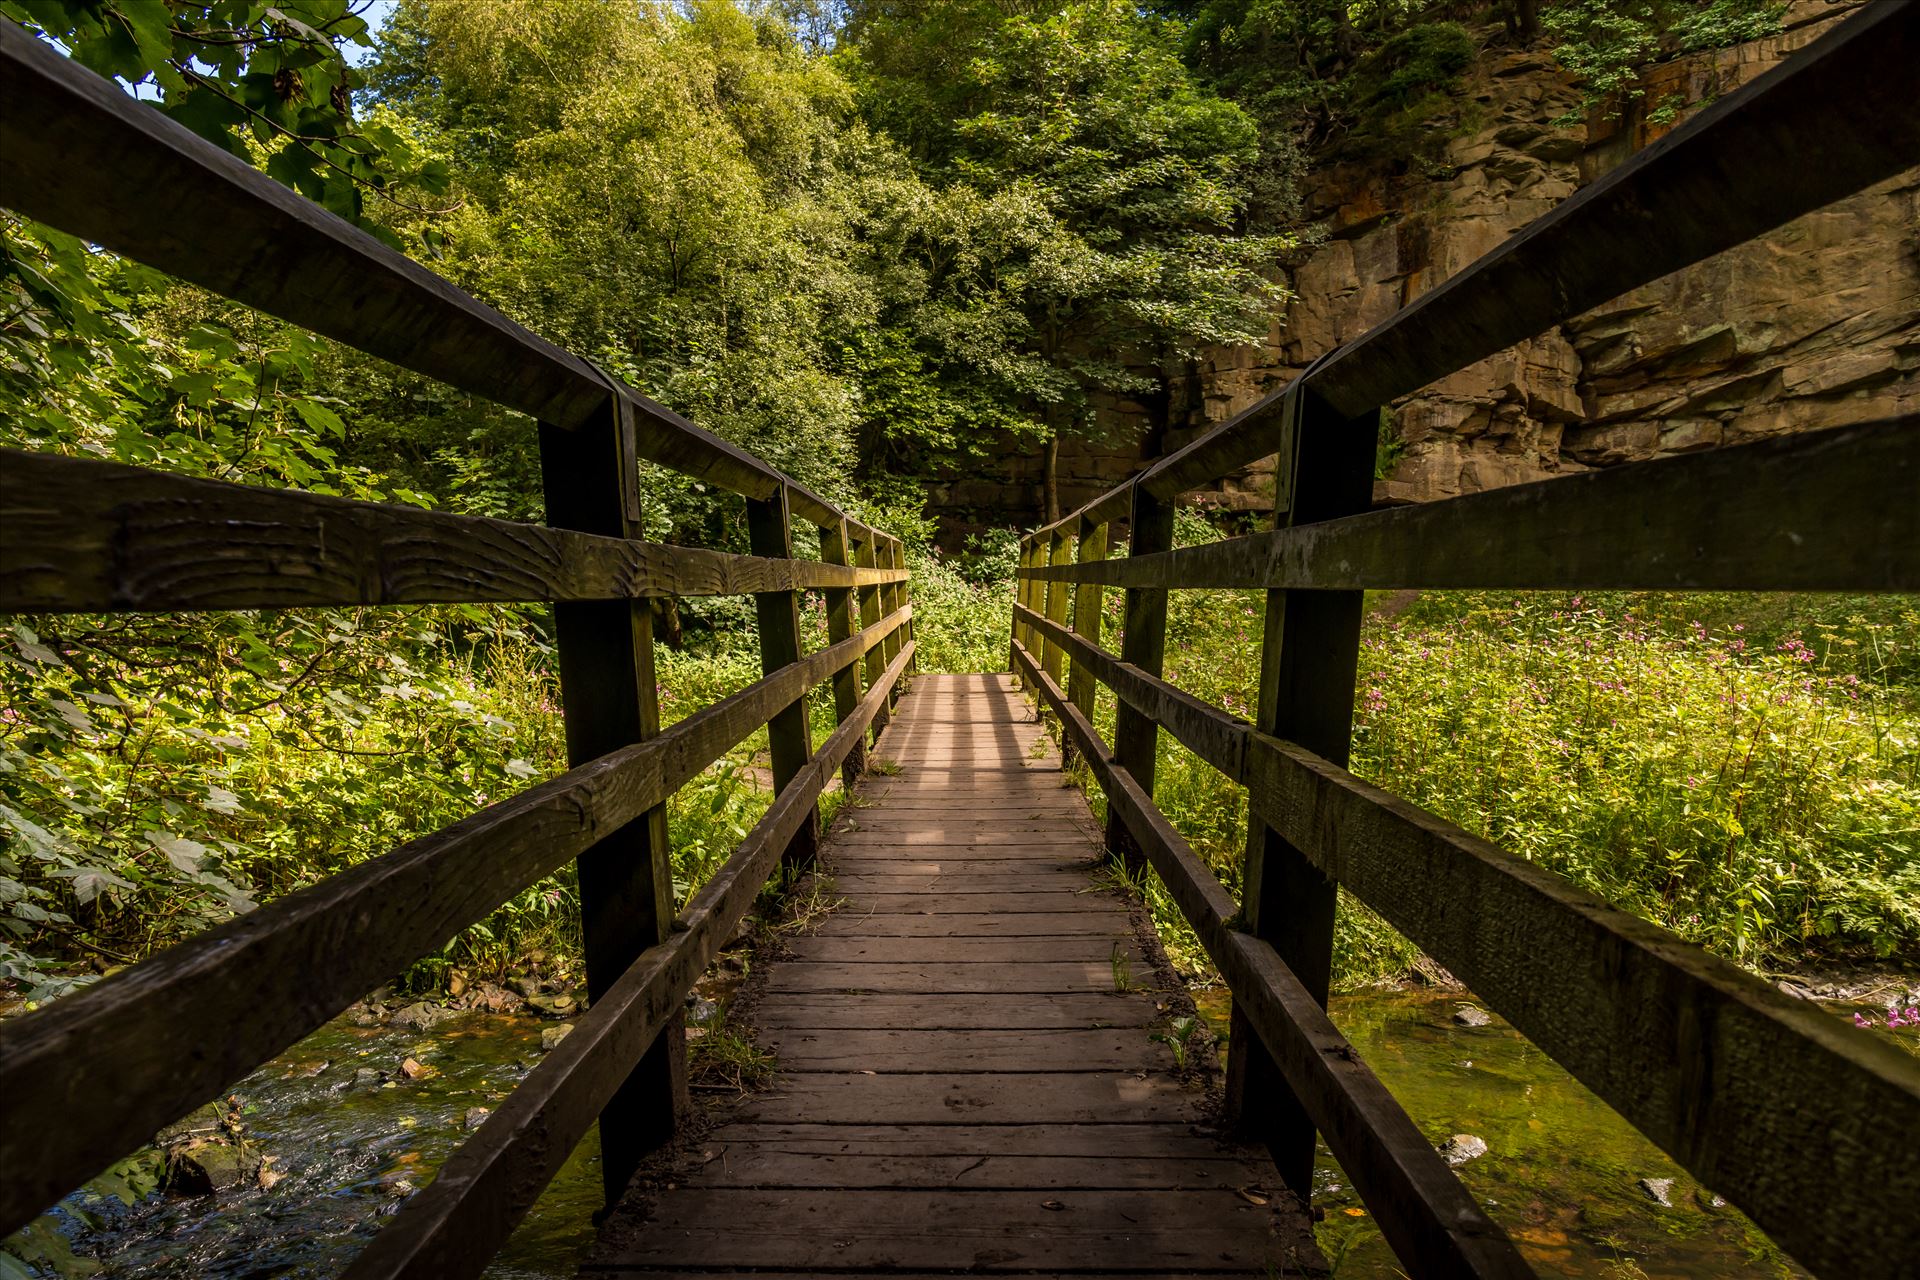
2, 7, 1918, 1279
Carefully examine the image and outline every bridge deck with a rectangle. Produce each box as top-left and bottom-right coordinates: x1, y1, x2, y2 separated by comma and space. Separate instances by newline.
588, 673, 1323, 1278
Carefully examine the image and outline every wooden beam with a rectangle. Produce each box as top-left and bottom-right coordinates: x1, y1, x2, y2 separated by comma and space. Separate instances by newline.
1011, 641, 1531, 1280
1227, 389, 1376, 1194
342, 640, 916, 1280
0, 606, 908, 1235
857, 534, 891, 744
0, 448, 905, 613
539, 399, 684, 1202
747, 487, 818, 873
1013, 603, 1920, 1280
1025, 3, 1920, 542
0, 22, 875, 525
1066, 520, 1111, 738
1105, 489, 1174, 874
820, 519, 867, 788
1017, 421, 1920, 594
1042, 528, 1072, 687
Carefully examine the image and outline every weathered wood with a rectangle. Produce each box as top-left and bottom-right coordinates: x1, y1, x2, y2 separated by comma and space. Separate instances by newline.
1227, 389, 1373, 1194
819, 518, 867, 788
1014, 641, 1532, 1279
753, 993, 1161, 1030
827, 893, 1117, 915
0, 23, 897, 536
1018, 618, 1920, 1280
1017, 421, 1920, 594
0, 448, 907, 614
855, 534, 891, 744
1026, 2, 1920, 543
1042, 528, 1072, 686
1067, 520, 1111, 733
781, 936, 1141, 963
0, 609, 907, 1236
539, 401, 684, 1201
690, 1149, 1258, 1190
809, 913, 1127, 938
340, 640, 915, 1280
769, 961, 1137, 994
595, 1188, 1312, 1273
1104, 487, 1174, 872
747, 486, 818, 873
739, 1071, 1210, 1126
761, 1028, 1167, 1072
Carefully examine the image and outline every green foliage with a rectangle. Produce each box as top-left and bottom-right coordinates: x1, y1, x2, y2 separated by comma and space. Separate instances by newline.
0, 0, 447, 243
1544, 0, 1786, 122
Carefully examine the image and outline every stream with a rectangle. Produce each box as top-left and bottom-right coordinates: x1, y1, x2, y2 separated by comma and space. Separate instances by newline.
21, 987, 1913, 1278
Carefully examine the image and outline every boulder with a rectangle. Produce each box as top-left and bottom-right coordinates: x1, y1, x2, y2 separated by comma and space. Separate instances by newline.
1437, 1134, 1488, 1166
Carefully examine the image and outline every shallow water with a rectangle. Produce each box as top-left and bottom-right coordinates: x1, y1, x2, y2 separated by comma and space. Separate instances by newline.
1200, 986, 1915, 1278
36, 1012, 603, 1278
27, 988, 1912, 1277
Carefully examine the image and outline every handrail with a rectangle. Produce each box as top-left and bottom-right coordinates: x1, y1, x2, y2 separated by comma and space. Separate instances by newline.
1031, 1, 1919, 540
0, 15, 917, 1270
1008, 8, 1920, 1276
0, 606, 910, 1231
1013, 640, 1533, 1277
0, 21, 896, 550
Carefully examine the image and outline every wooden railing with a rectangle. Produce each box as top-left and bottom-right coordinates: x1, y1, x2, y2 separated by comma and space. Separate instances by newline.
0, 20, 914, 1278
1013, 6, 1919, 1278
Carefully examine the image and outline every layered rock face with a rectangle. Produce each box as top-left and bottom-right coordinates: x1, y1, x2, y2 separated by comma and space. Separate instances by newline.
1176, 0, 1916, 511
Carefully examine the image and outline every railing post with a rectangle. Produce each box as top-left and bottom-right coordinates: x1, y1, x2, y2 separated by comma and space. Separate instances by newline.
746, 484, 818, 873
1064, 519, 1111, 765
877, 537, 903, 710
1015, 534, 1042, 681
856, 533, 891, 745
1105, 487, 1174, 874
821, 518, 867, 789
1225, 389, 1378, 1198
1042, 527, 1072, 688
537, 397, 685, 1206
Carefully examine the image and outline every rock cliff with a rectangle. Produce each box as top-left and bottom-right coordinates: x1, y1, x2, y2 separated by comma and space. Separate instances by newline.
1173, 0, 1916, 512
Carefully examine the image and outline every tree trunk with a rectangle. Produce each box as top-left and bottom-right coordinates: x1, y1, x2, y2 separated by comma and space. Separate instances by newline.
1043, 431, 1060, 524
1510, 0, 1540, 39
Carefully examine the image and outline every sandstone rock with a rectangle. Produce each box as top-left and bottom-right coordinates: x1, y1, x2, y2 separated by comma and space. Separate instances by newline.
541, 1023, 575, 1052
1437, 1134, 1488, 1165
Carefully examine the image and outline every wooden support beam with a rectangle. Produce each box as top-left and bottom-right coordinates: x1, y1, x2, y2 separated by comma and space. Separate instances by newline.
1227, 391, 1378, 1196
746, 487, 818, 874
1042, 528, 1072, 687
1065, 521, 1110, 749
1104, 489, 1174, 874
537, 399, 684, 1204
856, 535, 890, 744
820, 519, 867, 789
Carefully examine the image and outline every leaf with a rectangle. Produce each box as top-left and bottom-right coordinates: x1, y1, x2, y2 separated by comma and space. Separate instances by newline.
292, 399, 347, 438
504, 758, 537, 780
204, 786, 243, 815
71, 866, 135, 904
146, 831, 207, 873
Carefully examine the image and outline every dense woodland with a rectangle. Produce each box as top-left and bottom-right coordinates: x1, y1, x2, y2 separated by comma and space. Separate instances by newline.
2, 0, 1914, 1043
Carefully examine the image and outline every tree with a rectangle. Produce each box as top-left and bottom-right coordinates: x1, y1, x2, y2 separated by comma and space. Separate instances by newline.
841, 0, 1288, 520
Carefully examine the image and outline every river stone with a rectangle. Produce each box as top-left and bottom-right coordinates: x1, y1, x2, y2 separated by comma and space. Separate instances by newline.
464, 1106, 492, 1130
525, 991, 577, 1018
1452, 1005, 1492, 1027
353, 1067, 384, 1088
155, 1102, 226, 1147
167, 1142, 257, 1195
541, 1023, 575, 1052
1638, 1177, 1675, 1207
1436, 1134, 1487, 1166
390, 1001, 454, 1031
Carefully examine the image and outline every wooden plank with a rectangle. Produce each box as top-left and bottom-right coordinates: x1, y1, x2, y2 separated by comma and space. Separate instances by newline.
753, 993, 1160, 1030
339, 641, 916, 1280
539, 400, 684, 1201
698, 1123, 1238, 1158
760, 1029, 1168, 1072
1025, 2, 1920, 542
805, 913, 1127, 938
594, 1189, 1307, 1272
0, 609, 907, 1236
780, 937, 1141, 964
1013, 641, 1531, 1279
768, 962, 1136, 995
747, 487, 818, 872
687, 1150, 1257, 1190
1019, 421, 1919, 594
0, 23, 886, 527
831, 873, 1102, 893
830, 893, 1118, 915
1025, 615, 1920, 1279
738, 1072, 1210, 1126
825, 858, 1104, 875
0, 448, 907, 614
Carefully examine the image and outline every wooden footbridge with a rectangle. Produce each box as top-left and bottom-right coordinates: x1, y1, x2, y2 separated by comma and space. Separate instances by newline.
2, 8, 1918, 1279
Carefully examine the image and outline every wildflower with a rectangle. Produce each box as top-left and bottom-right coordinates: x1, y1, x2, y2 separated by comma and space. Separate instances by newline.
1855, 1012, 1876, 1028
